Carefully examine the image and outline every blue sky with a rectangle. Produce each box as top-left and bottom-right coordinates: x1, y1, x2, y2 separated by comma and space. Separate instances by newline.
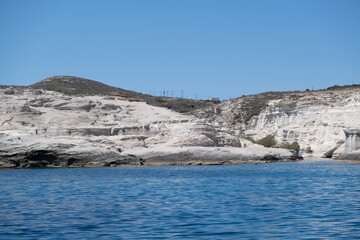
0, 0, 359, 99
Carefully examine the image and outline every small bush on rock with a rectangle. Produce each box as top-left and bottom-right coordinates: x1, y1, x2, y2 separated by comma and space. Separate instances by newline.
280, 141, 300, 152
54, 86, 71, 95
256, 135, 277, 147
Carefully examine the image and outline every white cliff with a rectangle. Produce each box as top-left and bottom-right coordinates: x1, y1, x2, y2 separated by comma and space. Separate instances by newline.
197, 88, 360, 159
245, 90, 360, 157
0, 86, 298, 168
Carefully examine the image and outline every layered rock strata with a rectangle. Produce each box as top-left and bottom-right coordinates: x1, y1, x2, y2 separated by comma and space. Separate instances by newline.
0, 87, 299, 168
197, 89, 360, 159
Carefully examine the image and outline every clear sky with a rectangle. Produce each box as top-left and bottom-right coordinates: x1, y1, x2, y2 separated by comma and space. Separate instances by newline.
0, 0, 359, 99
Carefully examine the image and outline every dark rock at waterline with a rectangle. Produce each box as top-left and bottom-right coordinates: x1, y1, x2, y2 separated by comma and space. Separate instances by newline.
0, 144, 302, 169
0, 146, 141, 169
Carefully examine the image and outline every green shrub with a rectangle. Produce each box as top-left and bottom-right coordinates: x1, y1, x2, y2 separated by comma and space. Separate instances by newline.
54, 86, 71, 95
280, 141, 300, 152
256, 135, 276, 147
280, 142, 291, 149
290, 142, 300, 152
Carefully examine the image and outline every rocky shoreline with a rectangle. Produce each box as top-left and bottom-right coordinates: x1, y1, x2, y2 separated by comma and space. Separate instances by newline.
0, 84, 301, 169
0, 147, 301, 169
1, 76, 360, 169
0, 134, 301, 169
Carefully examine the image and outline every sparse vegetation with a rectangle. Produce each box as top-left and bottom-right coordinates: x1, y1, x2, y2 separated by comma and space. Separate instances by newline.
326, 84, 360, 91
280, 142, 300, 152
31, 76, 214, 113
54, 86, 70, 95
254, 135, 301, 151
256, 135, 277, 147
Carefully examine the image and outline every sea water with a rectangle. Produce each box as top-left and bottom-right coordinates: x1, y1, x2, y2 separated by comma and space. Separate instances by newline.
0, 159, 360, 239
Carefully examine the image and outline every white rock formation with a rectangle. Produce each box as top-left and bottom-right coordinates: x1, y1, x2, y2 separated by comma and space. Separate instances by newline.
197, 89, 360, 158
338, 129, 360, 160
0, 87, 297, 168
244, 90, 360, 157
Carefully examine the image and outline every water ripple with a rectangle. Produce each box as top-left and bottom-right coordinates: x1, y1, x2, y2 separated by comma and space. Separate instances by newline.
1, 160, 360, 239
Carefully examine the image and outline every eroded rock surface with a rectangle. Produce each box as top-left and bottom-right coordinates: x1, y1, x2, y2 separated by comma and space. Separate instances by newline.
196, 88, 360, 159
0, 87, 297, 168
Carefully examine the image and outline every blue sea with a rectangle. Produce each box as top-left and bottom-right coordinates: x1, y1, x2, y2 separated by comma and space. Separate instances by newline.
1, 159, 360, 239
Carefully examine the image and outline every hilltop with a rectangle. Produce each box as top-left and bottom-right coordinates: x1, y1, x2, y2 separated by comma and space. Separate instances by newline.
30, 76, 214, 113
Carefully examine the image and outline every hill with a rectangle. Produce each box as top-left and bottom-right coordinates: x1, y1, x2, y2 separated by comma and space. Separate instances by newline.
30, 76, 214, 113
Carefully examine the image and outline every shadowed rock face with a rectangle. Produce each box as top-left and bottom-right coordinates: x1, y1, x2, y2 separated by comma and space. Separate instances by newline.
0, 141, 140, 168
